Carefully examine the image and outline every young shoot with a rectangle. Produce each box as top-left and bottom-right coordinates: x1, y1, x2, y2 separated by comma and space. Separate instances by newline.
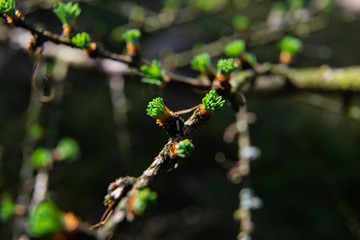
278, 36, 303, 64
122, 29, 141, 46
146, 97, 168, 119
173, 139, 195, 158
217, 58, 238, 78
53, 2, 81, 30
129, 188, 157, 216
0, 0, 15, 16
279, 36, 303, 56
191, 53, 211, 74
71, 32, 91, 49
140, 60, 166, 86
225, 40, 246, 58
201, 90, 225, 114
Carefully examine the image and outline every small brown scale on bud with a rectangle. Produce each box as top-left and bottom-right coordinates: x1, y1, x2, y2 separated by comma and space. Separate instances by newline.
126, 43, 139, 57
86, 42, 98, 58
279, 51, 293, 65
62, 24, 73, 37
156, 107, 184, 136
199, 104, 214, 119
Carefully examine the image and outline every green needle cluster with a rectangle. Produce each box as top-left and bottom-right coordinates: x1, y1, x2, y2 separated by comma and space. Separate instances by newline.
140, 60, 166, 85
53, 2, 81, 27
122, 29, 141, 45
191, 53, 211, 73
146, 97, 166, 119
0, 195, 15, 223
279, 36, 303, 56
0, 0, 15, 15
175, 139, 195, 158
225, 40, 246, 58
133, 188, 157, 215
32, 147, 53, 169
217, 58, 238, 77
55, 137, 80, 163
71, 32, 91, 49
29, 201, 64, 238
202, 90, 225, 113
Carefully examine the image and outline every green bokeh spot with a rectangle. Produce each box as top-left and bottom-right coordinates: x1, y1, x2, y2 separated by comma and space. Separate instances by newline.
29, 201, 64, 237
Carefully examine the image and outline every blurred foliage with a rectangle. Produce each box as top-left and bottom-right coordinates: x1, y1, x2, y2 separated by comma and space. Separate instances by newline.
55, 137, 80, 162
224, 40, 246, 58
0, 195, 15, 223
131, 188, 158, 215
279, 36, 303, 56
1, 0, 360, 240
122, 28, 141, 45
191, 53, 212, 73
29, 201, 64, 237
217, 58, 238, 76
140, 60, 166, 85
32, 147, 53, 169
53, 2, 81, 27
233, 15, 250, 32
71, 32, 91, 49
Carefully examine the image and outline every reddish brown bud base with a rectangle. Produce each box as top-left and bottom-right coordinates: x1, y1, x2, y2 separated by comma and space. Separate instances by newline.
126, 43, 139, 57
199, 104, 214, 119
86, 42, 98, 58
279, 51, 293, 65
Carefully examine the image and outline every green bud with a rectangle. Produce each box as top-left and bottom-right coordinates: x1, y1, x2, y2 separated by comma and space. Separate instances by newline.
29, 201, 64, 237
32, 147, 53, 169
140, 60, 165, 86
146, 97, 166, 119
225, 40, 246, 58
122, 29, 141, 45
0, 0, 15, 15
217, 58, 238, 76
55, 137, 80, 163
191, 53, 211, 73
71, 32, 91, 49
202, 90, 225, 113
133, 188, 157, 215
0, 195, 15, 223
233, 15, 250, 32
175, 139, 194, 158
278, 36, 303, 56
53, 2, 81, 27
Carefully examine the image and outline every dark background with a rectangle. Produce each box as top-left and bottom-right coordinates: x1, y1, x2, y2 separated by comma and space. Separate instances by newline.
1, 0, 360, 239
